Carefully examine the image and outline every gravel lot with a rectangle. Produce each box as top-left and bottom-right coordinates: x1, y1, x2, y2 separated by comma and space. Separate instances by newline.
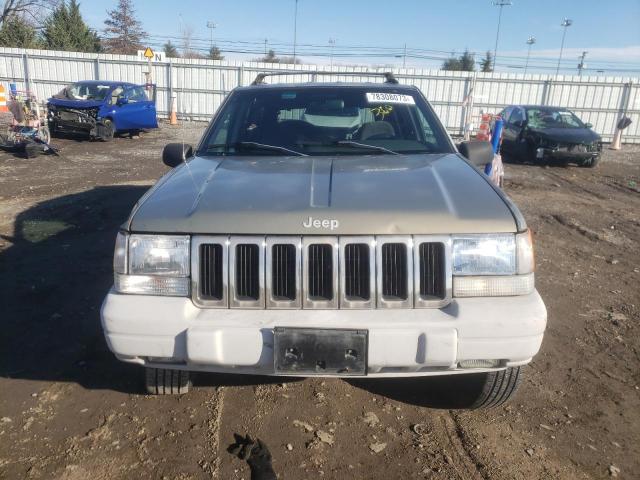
1, 124, 638, 480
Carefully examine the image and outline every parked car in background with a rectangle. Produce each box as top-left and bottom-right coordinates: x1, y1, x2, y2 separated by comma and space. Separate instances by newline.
499, 105, 602, 167
47, 81, 158, 141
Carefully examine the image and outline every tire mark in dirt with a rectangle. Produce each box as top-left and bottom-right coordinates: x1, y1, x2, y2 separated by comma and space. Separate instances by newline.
206, 386, 225, 479
541, 168, 610, 201
443, 412, 487, 480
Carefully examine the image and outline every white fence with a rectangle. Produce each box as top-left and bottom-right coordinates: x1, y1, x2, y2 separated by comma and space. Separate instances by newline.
1, 47, 639, 143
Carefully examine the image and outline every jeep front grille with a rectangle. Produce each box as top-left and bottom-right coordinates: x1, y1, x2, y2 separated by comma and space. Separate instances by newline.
271, 244, 297, 301
192, 235, 451, 309
419, 242, 446, 300
199, 243, 223, 300
344, 243, 371, 301
235, 244, 260, 300
307, 244, 334, 300
382, 243, 408, 300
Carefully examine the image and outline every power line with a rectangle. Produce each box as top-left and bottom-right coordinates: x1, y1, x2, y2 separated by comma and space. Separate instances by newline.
143, 32, 640, 74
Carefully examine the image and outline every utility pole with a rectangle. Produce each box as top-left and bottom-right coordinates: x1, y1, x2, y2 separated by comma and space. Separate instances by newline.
206, 21, 217, 49
402, 43, 407, 69
556, 18, 572, 76
264, 38, 268, 56
577, 51, 588, 76
492, 0, 512, 71
329, 38, 336, 68
293, 0, 299, 63
524, 36, 536, 74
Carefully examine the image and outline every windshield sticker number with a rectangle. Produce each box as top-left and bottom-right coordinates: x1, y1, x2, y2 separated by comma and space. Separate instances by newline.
366, 92, 415, 105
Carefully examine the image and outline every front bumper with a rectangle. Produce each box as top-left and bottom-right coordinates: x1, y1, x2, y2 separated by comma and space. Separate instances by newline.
101, 289, 547, 377
536, 145, 601, 160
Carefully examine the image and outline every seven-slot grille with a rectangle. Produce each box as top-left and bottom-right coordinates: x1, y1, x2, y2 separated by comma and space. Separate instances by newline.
193, 236, 450, 309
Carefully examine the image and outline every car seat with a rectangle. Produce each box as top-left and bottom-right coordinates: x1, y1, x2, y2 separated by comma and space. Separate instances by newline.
357, 121, 396, 141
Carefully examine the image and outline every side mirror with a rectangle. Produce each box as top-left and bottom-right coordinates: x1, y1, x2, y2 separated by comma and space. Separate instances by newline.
116, 95, 129, 105
585, 122, 593, 129
458, 141, 495, 168
163, 143, 193, 168
513, 119, 527, 128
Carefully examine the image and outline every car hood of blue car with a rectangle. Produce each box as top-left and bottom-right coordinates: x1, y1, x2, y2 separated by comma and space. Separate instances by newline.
47, 98, 105, 109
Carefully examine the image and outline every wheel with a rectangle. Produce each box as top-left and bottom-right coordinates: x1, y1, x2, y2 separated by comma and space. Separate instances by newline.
144, 367, 191, 395
579, 156, 599, 168
98, 119, 115, 142
468, 366, 522, 409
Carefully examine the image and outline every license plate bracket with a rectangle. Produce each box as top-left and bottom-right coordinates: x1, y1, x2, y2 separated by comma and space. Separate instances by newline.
274, 327, 368, 376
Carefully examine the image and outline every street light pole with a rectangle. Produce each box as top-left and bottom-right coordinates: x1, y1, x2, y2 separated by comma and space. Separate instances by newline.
206, 21, 217, 50
556, 18, 572, 76
577, 51, 588, 76
492, 0, 512, 71
524, 36, 536, 74
293, 0, 299, 63
328, 38, 336, 68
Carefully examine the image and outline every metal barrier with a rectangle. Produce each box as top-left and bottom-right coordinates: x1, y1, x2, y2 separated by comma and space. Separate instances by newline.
1, 47, 637, 143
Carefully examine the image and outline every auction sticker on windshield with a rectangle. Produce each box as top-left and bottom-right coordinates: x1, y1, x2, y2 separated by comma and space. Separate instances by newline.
366, 92, 415, 104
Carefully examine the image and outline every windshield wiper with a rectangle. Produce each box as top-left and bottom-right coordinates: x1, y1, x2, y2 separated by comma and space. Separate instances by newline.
334, 140, 399, 155
237, 142, 307, 156
203, 142, 307, 157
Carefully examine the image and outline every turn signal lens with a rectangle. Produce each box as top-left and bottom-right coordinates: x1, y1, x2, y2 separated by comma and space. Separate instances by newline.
516, 230, 535, 275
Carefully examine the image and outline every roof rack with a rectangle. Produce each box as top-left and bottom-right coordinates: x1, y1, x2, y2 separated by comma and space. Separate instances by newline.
250, 71, 399, 86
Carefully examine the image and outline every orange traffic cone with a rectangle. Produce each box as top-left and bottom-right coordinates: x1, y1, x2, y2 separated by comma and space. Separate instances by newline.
476, 114, 492, 141
0, 85, 8, 112
170, 93, 178, 125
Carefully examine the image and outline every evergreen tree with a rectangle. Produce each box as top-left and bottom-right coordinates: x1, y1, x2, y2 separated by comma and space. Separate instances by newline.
163, 40, 179, 58
441, 49, 475, 72
0, 16, 40, 48
459, 50, 476, 71
442, 56, 461, 71
102, 0, 147, 54
41, 0, 100, 52
480, 51, 493, 72
259, 49, 279, 63
208, 46, 224, 60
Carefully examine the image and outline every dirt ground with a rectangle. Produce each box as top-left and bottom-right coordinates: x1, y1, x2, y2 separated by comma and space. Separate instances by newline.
0, 124, 638, 480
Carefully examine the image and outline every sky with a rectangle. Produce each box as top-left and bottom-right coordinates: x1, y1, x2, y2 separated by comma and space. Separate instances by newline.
79, 0, 640, 74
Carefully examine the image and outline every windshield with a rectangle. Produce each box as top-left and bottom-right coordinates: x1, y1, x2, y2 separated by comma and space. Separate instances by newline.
200, 87, 453, 156
526, 108, 585, 129
64, 82, 113, 101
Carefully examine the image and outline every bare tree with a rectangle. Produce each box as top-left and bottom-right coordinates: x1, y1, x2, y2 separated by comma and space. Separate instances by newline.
0, 0, 57, 27
102, 0, 147, 54
180, 24, 205, 59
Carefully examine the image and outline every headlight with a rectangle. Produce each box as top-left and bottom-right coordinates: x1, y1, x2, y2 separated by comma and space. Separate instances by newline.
113, 233, 190, 296
128, 234, 190, 276
452, 234, 515, 275
452, 231, 535, 297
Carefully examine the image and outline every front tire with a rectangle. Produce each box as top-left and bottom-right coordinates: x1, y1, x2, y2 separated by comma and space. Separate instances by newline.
579, 156, 599, 168
145, 367, 191, 395
468, 366, 522, 409
98, 119, 115, 142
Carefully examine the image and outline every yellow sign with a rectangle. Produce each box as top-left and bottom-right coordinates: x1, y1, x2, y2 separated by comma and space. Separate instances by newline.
143, 47, 154, 59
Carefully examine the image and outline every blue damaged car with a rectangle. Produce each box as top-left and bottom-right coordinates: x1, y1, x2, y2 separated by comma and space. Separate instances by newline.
47, 80, 158, 141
